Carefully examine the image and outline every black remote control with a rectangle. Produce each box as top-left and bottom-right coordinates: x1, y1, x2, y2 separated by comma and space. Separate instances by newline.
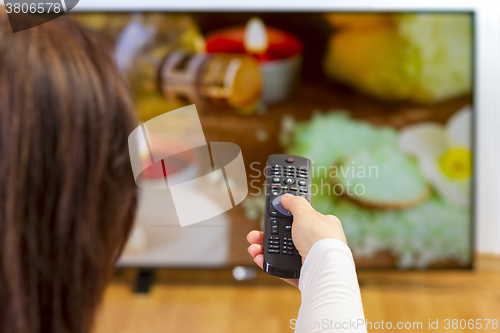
263, 154, 311, 279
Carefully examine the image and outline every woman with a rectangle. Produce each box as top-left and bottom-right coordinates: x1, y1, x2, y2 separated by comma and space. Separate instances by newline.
0, 9, 366, 333
0, 10, 137, 333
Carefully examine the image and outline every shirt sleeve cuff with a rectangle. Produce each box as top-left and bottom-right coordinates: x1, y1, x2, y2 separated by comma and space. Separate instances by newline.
298, 239, 354, 292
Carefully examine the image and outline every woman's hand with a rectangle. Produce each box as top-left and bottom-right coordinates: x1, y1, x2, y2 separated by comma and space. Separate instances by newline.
247, 230, 299, 287
246, 193, 347, 287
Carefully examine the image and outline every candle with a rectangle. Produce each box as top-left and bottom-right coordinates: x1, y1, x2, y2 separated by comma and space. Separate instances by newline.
244, 18, 269, 55
206, 18, 303, 105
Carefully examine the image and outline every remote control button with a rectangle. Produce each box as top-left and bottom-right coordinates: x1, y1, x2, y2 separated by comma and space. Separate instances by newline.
284, 178, 295, 185
284, 225, 292, 231
298, 180, 306, 186
272, 178, 280, 183
270, 211, 278, 216
300, 188, 308, 193
272, 191, 279, 195
269, 245, 280, 249
268, 249, 279, 254
271, 185, 279, 189
298, 175, 307, 179
286, 246, 293, 250
269, 240, 279, 245
299, 167, 308, 171
290, 186, 298, 191
271, 226, 278, 235
271, 219, 278, 225
285, 157, 294, 163
268, 236, 279, 240
271, 195, 292, 217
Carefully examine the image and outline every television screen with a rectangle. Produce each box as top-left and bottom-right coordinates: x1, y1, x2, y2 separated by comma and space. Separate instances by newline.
70, 12, 474, 269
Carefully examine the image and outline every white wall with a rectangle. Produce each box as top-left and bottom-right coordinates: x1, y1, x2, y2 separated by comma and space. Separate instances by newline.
475, 6, 500, 254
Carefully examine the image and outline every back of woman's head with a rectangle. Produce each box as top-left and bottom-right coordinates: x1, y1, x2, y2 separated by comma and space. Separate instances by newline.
0, 10, 138, 333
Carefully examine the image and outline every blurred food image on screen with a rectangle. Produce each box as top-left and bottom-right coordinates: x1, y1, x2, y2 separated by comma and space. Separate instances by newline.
70, 12, 473, 269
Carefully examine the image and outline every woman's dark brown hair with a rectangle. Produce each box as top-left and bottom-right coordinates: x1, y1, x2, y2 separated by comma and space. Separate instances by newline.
0, 10, 138, 333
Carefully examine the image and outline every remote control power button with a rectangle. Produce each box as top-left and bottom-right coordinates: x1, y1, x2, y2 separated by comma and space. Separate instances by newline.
284, 178, 295, 185
285, 157, 294, 163
271, 194, 293, 217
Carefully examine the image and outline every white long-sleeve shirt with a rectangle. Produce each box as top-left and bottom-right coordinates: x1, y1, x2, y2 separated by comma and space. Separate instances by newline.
293, 239, 367, 333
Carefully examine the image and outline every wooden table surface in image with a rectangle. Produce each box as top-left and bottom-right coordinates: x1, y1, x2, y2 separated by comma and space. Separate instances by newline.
197, 81, 473, 268
94, 266, 500, 333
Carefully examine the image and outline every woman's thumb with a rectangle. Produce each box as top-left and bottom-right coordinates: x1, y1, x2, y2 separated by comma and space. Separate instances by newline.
280, 194, 313, 217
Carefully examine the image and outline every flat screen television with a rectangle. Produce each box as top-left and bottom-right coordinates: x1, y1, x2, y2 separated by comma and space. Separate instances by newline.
66, 6, 484, 270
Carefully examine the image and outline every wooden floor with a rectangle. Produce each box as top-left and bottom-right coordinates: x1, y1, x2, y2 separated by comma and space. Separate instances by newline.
94, 258, 500, 333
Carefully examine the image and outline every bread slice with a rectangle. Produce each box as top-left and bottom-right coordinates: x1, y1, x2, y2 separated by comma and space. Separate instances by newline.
330, 145, 430, 210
